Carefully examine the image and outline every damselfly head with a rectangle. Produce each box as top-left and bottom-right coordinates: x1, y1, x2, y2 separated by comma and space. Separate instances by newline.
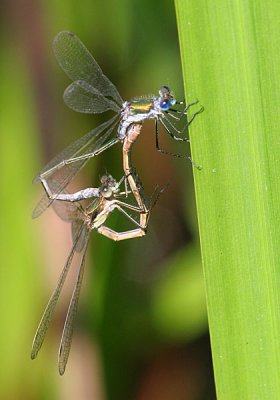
158, 86, 176, 111
100, 174, 119, 198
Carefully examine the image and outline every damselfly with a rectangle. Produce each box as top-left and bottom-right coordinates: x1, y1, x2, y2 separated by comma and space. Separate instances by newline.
31, 173, 158, 374
33, 31, 203, 218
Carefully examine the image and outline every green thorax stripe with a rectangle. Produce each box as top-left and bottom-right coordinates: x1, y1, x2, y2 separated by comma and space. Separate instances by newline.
129, 99, 154, 114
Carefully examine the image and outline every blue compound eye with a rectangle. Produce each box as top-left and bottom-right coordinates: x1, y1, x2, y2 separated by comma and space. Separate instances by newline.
159, 99, 172, 111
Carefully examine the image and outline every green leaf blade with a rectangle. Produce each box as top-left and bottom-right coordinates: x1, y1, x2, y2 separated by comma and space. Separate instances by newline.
175, 0, 280, 398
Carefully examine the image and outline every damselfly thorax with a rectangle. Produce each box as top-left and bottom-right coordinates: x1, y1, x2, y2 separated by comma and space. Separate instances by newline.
119, 96, 167, 139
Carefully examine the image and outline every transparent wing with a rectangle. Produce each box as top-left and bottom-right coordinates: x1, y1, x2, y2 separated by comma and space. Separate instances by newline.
53, 31, 123, 107
32, 160, 88, 219
63, 80, 121, 114
32, 116, 120, 218
71, 220, 86, 253
34, 114, 120, 181
58, 233, 90, 375
52, 195, 90, 252
71, 198, 99, 252
52, 196, 84, 222
31, 223, 88, 360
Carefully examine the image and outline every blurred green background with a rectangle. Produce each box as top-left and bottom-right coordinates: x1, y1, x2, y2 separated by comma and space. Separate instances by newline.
0, 1, 214, 399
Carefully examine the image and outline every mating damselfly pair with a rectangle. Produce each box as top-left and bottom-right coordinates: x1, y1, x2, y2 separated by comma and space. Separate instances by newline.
31, 31, 203, 374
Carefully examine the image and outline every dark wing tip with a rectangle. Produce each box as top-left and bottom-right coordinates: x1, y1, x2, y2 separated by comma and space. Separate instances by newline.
59, 366, 65, 376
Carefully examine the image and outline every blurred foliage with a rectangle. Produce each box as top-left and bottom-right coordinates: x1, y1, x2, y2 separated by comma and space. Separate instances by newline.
0, 1, 211, 399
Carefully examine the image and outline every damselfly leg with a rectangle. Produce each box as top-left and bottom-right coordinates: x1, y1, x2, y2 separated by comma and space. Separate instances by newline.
155, 101, 204, 169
